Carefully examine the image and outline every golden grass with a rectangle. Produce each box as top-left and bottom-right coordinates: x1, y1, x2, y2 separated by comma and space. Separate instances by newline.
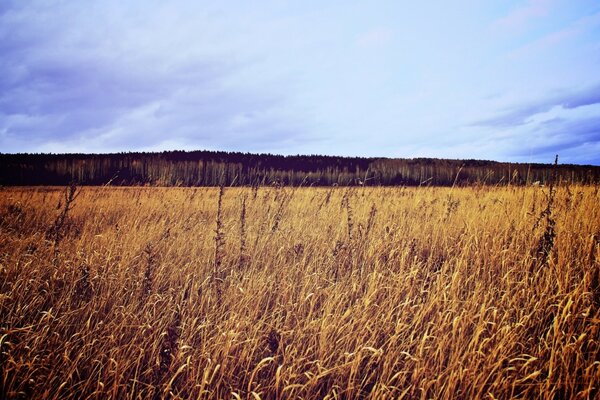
0, 185, 599, 399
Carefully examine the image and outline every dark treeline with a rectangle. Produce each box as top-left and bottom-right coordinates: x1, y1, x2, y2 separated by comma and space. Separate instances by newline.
1, 151, 599, 186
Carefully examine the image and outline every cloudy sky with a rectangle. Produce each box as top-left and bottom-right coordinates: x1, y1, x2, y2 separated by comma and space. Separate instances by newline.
1, 1, 599, 164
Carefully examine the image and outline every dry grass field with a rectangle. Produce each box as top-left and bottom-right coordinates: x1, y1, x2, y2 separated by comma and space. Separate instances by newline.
1, 185, 599, 399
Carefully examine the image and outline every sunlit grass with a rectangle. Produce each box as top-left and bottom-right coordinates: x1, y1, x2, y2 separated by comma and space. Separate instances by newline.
1, 185, 598, 399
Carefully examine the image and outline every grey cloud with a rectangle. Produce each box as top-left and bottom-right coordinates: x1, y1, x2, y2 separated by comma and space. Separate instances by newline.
562, 84, 600, 109
510, 116, 600, 164
472, 83, 600, 128
0, 1, 312, 153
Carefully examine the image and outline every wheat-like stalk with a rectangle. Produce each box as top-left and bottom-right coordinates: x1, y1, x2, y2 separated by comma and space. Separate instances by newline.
0, 185, 598, 399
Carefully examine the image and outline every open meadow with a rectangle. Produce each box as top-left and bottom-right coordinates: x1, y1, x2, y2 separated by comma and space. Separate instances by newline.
1, 185, 599, 399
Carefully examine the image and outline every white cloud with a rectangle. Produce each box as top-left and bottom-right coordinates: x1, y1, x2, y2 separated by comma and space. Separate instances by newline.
356, 28, 392, 49
492, 0, 555, 31
506, 11, 600, 59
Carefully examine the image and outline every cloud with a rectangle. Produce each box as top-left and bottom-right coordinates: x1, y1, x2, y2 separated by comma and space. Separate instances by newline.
464, 112, 600, 165
1, 1, 599, 165
506, 11, 600, 60
504, 116, 600, 164
471, 83, 600, 128
492, 0, 554, 31
562, 84, 600, 109
0, 1, 313, 153
464, 83, 600, 165
356, 28, 392, 49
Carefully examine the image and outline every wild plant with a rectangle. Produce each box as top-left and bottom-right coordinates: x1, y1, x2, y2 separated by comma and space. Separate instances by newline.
47, 182, 79, 259
531, 155, 559, 272
213, 185, 225, 304
239, 195, 247, 269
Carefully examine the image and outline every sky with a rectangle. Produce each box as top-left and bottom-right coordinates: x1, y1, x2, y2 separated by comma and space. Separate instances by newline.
1, 1, 600, 165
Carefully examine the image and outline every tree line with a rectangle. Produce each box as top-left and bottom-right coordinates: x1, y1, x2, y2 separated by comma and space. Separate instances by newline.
1, 151, 599, 186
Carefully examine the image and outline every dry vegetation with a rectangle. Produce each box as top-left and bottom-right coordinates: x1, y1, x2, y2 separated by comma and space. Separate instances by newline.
1, 184, 599, 399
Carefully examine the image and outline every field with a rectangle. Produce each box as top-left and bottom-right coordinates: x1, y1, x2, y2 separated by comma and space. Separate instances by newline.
1, 185, 599, 399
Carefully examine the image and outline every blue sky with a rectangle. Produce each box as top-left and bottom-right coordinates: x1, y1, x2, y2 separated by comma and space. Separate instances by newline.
1, 0, 599, 164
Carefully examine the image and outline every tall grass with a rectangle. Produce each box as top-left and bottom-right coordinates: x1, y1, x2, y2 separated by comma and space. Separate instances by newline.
0, 185, 598, 399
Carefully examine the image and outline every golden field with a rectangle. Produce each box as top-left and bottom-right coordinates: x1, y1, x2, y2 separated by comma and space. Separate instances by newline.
0, 185, 599, 399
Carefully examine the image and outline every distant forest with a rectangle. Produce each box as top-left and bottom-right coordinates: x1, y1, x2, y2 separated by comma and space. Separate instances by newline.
1, 151, 599, 187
